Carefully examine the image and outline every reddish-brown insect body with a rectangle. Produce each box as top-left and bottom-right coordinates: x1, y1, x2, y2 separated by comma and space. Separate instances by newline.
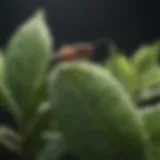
56, 42, 95, 62
56, 45, 78, 61
75, 42, 94, 56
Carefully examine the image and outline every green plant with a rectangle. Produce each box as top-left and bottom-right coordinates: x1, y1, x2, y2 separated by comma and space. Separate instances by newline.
104, 42, 160, 106
1, 9, 160, 160
0, 9, 63, 160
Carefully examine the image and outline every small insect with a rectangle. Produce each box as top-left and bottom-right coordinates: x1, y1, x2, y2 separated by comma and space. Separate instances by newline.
49, 38, 114, 69
48, 42, 95, 70
55, 42, 95, 61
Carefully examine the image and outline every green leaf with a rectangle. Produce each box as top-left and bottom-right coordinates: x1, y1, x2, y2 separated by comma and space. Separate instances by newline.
23, 78, 48, 122
132, 42, 160, 74
137, 66, 160, 104
140, 105, 160, 146
0, 85, 21, 122
42, 130, 63, 140
49, 61, 149, 160
105, 53, 141, 100
142, 66, 160, 89
26, 101, 52, 135
0, 51, 20, 121
150, 143, 160, 160
140, 105, 160, 160
0, 126, 21, 155
5, 9, 53, 114
22, 101, 53, 160
0, 52, 5, 85
36, 131, 67, 160
137, 85, 160, 105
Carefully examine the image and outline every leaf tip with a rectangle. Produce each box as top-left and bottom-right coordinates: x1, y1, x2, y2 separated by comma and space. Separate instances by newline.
34, 8, 46, 21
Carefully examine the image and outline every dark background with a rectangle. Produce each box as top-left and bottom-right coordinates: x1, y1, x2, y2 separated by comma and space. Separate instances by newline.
0, 0, 159, 53
0, 0, 159, 159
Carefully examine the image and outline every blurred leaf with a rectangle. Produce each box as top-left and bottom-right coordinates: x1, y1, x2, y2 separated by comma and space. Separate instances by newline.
49, 61, 149, 160
140, 105, 160, 146
0, 52, 5, 85
42, 130, 63, 140
23, 78, 48, 122
137, 66, 160, 105
0, 85, 21, 122
0, 126, 21, 155
26, 101, 52, 135
105, 53, 140, 99
140, 105, 160, 159
0, 51, 6, 105
0, 51, 21, 122
132, 42, 160, 74
137, 85, 160, 106
22, 101, 53, 160
142, 66, 160, 89
36, 140, 65, 160
5, 10, 53, 116
150, 143, 160, 160
36, 131, 67, 160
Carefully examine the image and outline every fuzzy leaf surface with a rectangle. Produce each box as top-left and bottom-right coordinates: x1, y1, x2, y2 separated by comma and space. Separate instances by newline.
49, 61, 149, 160
5, 10, 53, 112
